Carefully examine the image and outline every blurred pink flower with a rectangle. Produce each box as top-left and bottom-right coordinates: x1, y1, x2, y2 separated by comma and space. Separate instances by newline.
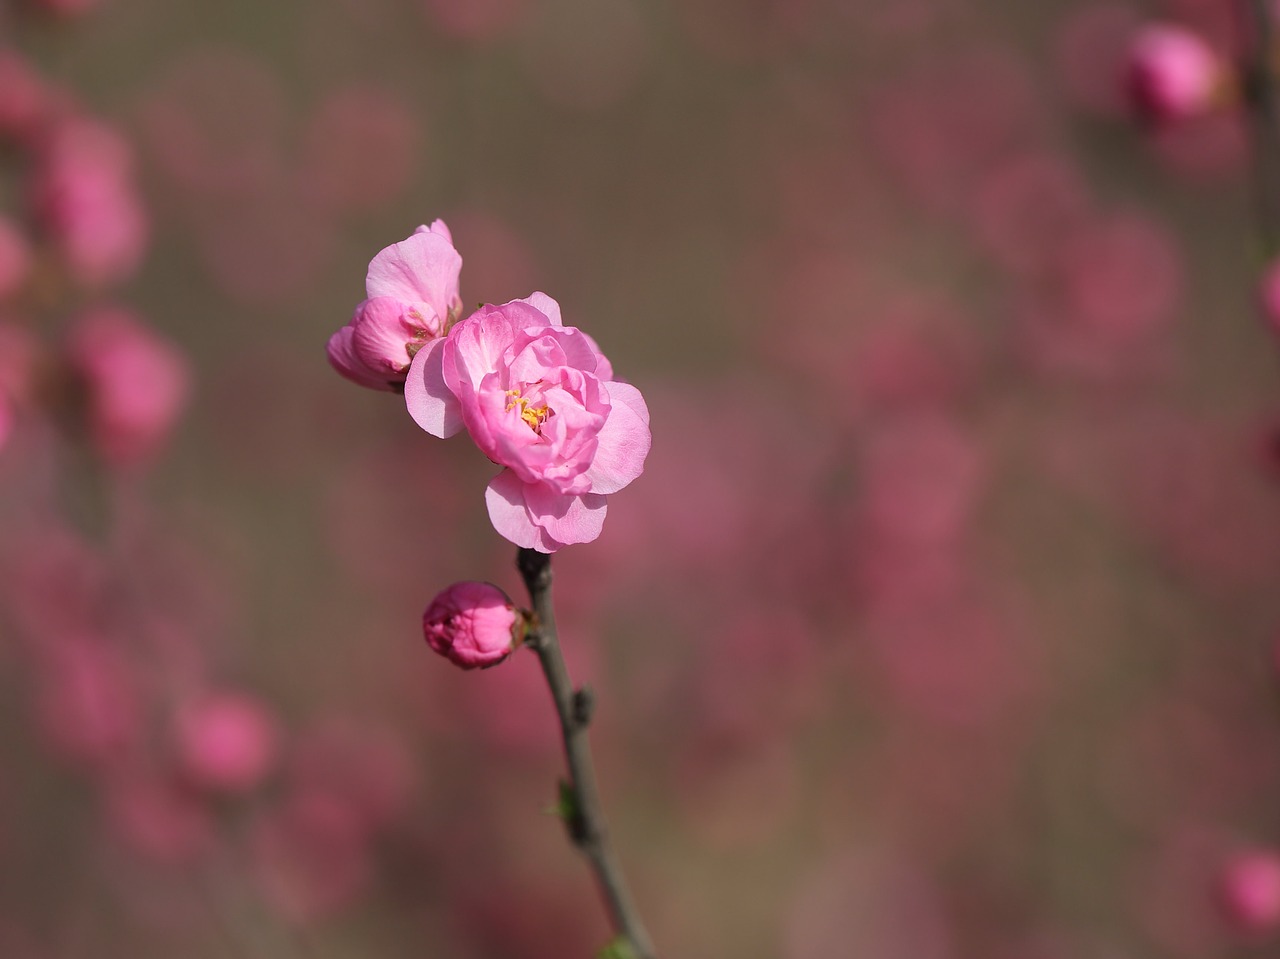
1126, 24, 1223, 124
29, 117, 148, 287
174, 691, 279, 794
30, 0, 102, 19
1260, 256, 1280, 335
406, 293, 650, 550
1217, 850, 1280, 933
423, 581, 524, 670
104, 771, 213, 864
250, 789, 373, 923
327, 220, 462, 390
422, 0, 530, 42
65, 307, 190, 467
301, 86, 420, 214
0, 51, 53, 142
1053, 3, 1143, 116
0, 215, 33, 301
288, 719, 415, 830
35, 638, 140, 768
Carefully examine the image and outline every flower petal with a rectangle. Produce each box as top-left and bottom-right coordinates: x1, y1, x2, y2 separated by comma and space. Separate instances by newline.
515, 292, 562, 327
350, 296, 420, 373
584, 381, 651, 494
404, 337, 463, 438
522, 481, 607, 548
485, 470, 541, 549
414, 219, 453, 244
327, 325, 395, 391
485, 471, 608, 551
365, 231, 461, 320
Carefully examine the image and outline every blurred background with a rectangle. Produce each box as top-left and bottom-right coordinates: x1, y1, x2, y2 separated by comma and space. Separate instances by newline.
2, 0, 1280, 956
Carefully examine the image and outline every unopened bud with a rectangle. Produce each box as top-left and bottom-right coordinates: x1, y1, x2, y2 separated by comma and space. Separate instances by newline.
422, 581, 527, 670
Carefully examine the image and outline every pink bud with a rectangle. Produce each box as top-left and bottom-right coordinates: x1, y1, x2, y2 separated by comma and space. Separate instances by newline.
64, 307, 190, 466
175, 692, 280, 794
1218, 851, 1280, 933
1259, 257, 1280, 335
422, 581, 525, 669
1126, 24, 1222, 124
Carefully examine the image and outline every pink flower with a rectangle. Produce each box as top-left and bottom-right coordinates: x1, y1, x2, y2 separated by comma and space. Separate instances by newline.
175, 691, 280, 794
1260, 256, 1280, 335
1218, 851, 1280, 933
29, 117, 149, 287
422, 581, 526, 669
64, 307, 191, 467
326, 220, 463, 390
405, 293, 651, 550
1126, 24, 1222, 124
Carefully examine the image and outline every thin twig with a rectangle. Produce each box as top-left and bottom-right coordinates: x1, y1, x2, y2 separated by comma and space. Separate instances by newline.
1237, 0, 1280, 257
516, 547, 657, 959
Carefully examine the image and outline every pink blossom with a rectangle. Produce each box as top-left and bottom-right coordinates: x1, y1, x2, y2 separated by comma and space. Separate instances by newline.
35, 638, 140, 768
29, 117, 148, 287
174, 691, 280, 793
405, 293, 650, 550
64, 307, 191, 466
1126, 24, 1222, 124
422, 581, 525, 669
1259, 257, 1280, 335
326, 220, 462, 390
1218, 851, 1280, 933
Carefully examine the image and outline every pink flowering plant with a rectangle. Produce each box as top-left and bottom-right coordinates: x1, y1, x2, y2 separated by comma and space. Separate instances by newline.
405, 292, 651, 551
326, 219, 655, 958
326, 220, 462, 390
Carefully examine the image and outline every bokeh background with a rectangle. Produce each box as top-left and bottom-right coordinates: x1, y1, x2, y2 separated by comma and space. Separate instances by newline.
2, 0, 1280, 956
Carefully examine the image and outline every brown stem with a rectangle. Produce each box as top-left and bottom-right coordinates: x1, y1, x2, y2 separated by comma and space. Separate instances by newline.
1237, 0, 1280, 257
516, 547, 657, 959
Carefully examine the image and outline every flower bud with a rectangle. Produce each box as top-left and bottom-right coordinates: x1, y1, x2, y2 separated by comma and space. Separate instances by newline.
1218, 850, 1280, 933
422, 581, 526, 670
1125, 24, 1223, 124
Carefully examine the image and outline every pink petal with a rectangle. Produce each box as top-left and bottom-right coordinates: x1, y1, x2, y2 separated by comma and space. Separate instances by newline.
584, 380, 651, 494
327, 326, 395, 390
414, 218, 453, 244
350, 297, 418, 372
522, 480, 608, 548
404, 337, 463, 437
444, 308, 521, 398
485, 471, 608, 551
365, 231, 461, 321
515, 291, 562, 327
485, 469, 542, 549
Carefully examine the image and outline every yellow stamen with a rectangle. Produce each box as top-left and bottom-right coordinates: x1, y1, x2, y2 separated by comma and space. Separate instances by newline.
505, 389, 550, 433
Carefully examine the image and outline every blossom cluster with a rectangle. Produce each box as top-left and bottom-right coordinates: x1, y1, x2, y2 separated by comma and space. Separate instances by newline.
327, 220, 651, 552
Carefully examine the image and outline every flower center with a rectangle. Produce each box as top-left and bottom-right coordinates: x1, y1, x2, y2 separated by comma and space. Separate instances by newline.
505, 389, 550, 434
